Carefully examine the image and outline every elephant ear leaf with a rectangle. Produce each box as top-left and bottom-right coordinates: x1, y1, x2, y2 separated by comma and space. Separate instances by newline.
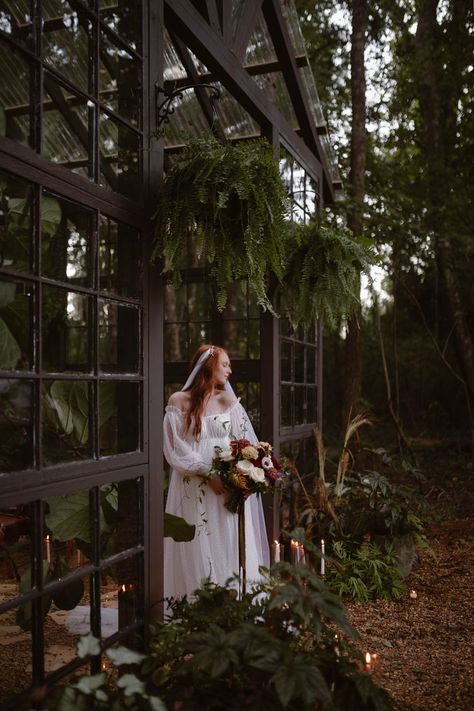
45, 491, 92, 543
164, 513, 195, 542
51, 560, 85, 610
48, 380, 75, 435
0, 318, 21, 369
15, 562, 52, 631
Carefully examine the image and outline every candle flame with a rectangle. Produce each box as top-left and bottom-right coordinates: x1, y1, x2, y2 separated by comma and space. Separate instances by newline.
45, 535, 50, 541
274, 540, 280, 546
291, 540, 298, 548
365, 652, 371, 665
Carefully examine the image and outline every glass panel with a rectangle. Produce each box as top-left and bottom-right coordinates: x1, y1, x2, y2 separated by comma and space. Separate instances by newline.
99, 0, 142, 52
42, 380, 92, 464
0, 1, 34, 47
100, 479, 141, 559
281, 340, 292, 382
164, 323, 187, 362
307, 346, 316, 383
99, 381, 140, 456
99, 216, 142, 298
42, 2, 90, 93
98, 300, 140, 373
41, 192, 93, 287
247, 319, 260, 358
188, 322, 211, 358
294, 342, 305, 382
100, 555, 141, 639
42, 76, 94, 179
294, 385, 305, 425
42, 286, 90, 372
165, 283, 187, 322
281, 384, 292, 427
221, 281, 247, 318
0, 170, 34, 275
222, 321, 247, 358
187, 282, 213, 320
0, 277, 33, 370
307, 386, 317, 424
0, 379, 33, 472
44, 491, 92, 569
100, 31, 141, 127
0, 42, 32, 147
99, 111, 140, 198
246, 382, 260, 435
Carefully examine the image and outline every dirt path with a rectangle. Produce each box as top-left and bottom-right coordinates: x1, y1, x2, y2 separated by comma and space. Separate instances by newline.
346, 518, 474, 711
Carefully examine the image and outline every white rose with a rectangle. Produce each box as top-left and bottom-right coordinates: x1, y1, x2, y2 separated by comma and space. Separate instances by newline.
248, 466, 265, 483
218, 448, 234, 462
236, 460, 254, 476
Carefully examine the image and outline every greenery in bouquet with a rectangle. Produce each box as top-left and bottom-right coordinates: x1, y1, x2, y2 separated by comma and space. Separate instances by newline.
206, 438, 285, 513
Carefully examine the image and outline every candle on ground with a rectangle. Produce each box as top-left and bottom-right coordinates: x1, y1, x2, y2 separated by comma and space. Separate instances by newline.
320, 539, 325, 576
272, 540, 281, 563
291, 540, 298, 564
44, 535, 52, 564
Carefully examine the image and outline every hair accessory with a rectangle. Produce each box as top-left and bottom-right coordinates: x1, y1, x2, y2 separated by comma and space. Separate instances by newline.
181, 345, 235, 395
209, 345, 215, 356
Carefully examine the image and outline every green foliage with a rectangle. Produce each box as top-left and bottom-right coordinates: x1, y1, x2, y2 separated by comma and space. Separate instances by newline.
325, 540, 406, 603
143, 566, 392, 710
153, 135, 290, 312
281, 218, 378, 329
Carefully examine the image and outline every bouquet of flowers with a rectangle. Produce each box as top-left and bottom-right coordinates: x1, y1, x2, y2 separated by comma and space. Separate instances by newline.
208, 438, 285, 513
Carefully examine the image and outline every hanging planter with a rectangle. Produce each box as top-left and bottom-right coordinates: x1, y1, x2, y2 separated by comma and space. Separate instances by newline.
153, 135, 290, 311
280, 219, 378, 329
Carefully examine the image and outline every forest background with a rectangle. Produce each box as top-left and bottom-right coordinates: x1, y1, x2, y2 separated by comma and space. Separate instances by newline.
297, 0, 473, 452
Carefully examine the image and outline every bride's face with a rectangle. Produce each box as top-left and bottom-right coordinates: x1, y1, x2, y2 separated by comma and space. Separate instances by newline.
214, 352, 232, 387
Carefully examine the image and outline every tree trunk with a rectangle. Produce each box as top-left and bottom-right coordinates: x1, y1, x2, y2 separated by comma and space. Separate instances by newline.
342, 0, 367, 430
415, 0, 474, 448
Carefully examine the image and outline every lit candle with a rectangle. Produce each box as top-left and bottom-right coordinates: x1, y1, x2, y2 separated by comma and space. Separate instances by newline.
291, 540, 298, 564
272, 540, 281, 563
44, 535, 52, 564
365, 652, 372, 671
320, 539, 325, 576
409, 589, 418, 599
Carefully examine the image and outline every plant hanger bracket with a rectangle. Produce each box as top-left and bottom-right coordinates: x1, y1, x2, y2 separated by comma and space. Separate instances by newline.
155, 83, 221, 129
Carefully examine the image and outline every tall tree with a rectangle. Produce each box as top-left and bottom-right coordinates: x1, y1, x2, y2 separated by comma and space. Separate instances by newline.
341, 0, 368, 428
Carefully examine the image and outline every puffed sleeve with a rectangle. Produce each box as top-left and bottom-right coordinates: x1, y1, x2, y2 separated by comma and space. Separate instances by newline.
163, 407, 209, 476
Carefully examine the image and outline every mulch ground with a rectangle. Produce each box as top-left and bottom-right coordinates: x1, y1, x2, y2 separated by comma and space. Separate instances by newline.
345, 449, 474, 711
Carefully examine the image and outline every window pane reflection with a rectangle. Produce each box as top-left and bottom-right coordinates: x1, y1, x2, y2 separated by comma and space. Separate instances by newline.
41, 192, 93, 287
99, 216, 142, 297
0, 171, 34, 275
100, 556, 141, 639
99, 0, 142, 51
42, 286, 90, 372
42, 380, 92, 465
99, 300, 140, 373
43, 77, 93, 179
99, 111, 140, 198
100, 478, 141, 559
99, 381, 140, 456
164, 323, 187, 362
0, 379, 33, 472
0, 278, 33, 370
42, 2, 90, 93
0, 2, 34, 47
100, 31, 141, 126
0, 42, 32, 147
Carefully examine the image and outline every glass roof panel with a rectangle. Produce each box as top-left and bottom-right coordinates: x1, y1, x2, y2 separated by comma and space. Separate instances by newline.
242, 10, 277, 68
163, 29, 188, 82
214, 82, 260, 140
162, 87, 212, 148
252, 71, 298, 129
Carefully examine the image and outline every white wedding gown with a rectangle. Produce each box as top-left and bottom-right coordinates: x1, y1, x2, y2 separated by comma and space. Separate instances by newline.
163, 398, 270, 601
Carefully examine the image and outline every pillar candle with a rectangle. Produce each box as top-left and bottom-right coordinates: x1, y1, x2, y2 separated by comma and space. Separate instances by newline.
272, 540, 281, 563
320, 539, 325, 576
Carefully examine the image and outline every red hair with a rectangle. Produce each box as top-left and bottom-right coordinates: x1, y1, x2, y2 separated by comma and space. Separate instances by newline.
184, 344, 228, 439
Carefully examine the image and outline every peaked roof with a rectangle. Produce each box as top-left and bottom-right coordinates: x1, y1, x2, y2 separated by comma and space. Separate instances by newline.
162, 0, 341, 201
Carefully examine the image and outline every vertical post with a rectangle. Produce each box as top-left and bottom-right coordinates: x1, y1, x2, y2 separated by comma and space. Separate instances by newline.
260, 124, 281, 547
144, 0, 165, 624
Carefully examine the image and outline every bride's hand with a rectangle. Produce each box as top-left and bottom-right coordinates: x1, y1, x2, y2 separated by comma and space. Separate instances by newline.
208, 474, 226, 496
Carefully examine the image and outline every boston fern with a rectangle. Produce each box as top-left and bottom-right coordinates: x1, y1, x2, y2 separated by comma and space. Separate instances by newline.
153, 135, 290, 312
281, 218, 378, 329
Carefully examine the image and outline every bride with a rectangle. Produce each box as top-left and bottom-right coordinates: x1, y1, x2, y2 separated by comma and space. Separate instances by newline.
163, 344, 270, 601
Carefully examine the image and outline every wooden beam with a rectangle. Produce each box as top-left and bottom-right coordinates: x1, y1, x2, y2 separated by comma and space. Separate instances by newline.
232, 0, 264, 61
205, 0, 221, 34
164, 0, 323, 185
262, 0, 334, 202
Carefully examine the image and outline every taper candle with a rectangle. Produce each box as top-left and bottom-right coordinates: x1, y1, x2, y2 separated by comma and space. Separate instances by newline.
320, 539, 325, 576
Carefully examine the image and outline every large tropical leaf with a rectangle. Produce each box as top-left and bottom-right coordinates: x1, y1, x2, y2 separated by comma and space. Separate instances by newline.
45, 491, 107, 543
0, 317, 20, 369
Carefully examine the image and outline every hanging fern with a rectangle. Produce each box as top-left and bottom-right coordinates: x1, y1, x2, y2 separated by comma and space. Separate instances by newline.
153, 136, 290, 312
281, 219, 378, 330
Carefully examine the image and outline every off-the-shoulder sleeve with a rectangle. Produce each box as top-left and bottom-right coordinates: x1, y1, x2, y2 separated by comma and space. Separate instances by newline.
163, 407, 209, 476
229, 401, 259, 445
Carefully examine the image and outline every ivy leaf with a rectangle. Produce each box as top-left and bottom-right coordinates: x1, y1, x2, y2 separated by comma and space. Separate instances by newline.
77, 633, 101, 658
106, 646, 146, 666
116, 673, 146, 696
164, 512, 195, 542
74, 672, 106, 694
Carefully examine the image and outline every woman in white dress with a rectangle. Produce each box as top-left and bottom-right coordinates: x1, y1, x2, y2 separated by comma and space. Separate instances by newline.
163, 344, 270, 601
